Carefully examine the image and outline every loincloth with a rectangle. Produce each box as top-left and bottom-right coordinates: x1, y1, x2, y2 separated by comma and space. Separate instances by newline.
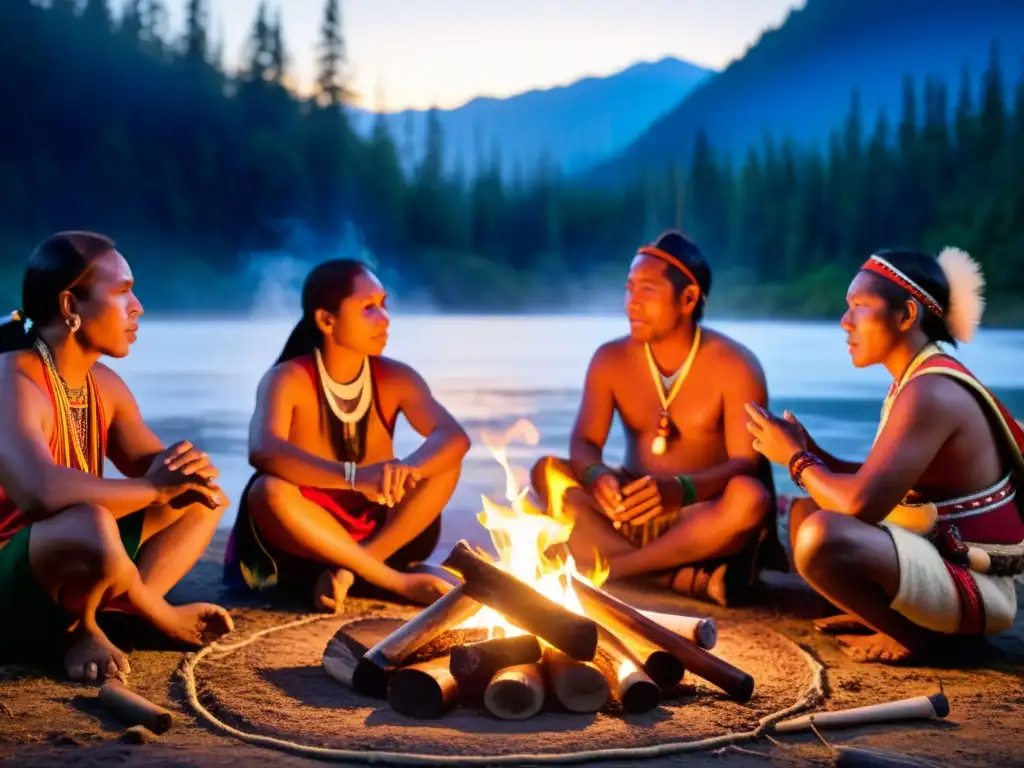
224, 473, 387, 592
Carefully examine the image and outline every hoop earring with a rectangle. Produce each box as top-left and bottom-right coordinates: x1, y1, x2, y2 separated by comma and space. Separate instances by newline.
66, 314, 81, 334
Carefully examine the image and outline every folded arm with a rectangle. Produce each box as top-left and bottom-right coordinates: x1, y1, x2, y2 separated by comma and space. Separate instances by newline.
394, 365, 470, 478
0, 367, 158, 521
798, 379, 952, 524
248, 364, 351, 489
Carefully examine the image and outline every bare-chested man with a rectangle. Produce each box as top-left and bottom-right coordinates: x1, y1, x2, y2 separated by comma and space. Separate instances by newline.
224, 259, 469, 611
0, 232, 233, 681
532, 230, 774, 606
749, 247, 1023, 664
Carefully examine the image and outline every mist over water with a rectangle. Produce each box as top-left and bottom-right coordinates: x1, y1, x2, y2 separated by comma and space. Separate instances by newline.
104, 315, 1024, 562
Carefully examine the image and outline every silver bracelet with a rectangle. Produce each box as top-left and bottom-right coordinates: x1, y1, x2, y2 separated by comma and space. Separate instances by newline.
343, 461, 356, 488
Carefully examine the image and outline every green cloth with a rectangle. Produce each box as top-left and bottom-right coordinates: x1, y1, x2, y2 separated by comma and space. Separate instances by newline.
0, 511, 145, 659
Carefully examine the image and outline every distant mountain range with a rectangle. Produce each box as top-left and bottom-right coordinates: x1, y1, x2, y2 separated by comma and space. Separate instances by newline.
348, 57, 714, 178
592, 0, 1024, 181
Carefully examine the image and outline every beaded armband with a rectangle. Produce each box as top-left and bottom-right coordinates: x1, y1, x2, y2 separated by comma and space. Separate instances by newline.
675, 475, 697, 507
582, 463, 611, 489
788, 451, 824, 491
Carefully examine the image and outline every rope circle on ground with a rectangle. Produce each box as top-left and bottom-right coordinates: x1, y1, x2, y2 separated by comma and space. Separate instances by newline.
179, 613, 827, 765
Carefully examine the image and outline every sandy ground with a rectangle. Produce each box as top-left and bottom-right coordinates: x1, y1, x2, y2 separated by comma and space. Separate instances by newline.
1, 531, 1023, 767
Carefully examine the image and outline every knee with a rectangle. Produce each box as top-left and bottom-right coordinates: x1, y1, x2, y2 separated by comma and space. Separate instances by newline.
792, 510, 859, 580
530, 456, 573, 501
55, 504, 134, 587
248, 474, 296, 515
723, 475, 772, 533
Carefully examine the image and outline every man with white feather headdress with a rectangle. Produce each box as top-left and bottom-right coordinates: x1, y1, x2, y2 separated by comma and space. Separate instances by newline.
746, 247, 1024, 664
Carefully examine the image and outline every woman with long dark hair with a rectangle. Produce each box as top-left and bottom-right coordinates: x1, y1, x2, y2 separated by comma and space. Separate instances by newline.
750, 247, 1023, 664
224, 259, 469, 610
0, 232, 233, 681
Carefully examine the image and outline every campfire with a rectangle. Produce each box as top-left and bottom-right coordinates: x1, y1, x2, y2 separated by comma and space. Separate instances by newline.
324, 420, 753, 721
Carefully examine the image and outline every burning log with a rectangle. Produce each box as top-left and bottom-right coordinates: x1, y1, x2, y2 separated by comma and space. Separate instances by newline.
572, 575, 754, 702
353, 584, 482, 698
387, 655, 460, 719
442, 540, 599, 661
594, 628, 661, 714
449, 634, 542, 699
542, 646, 609, 713
483, 663, 546, 720
639, 608, 718, 650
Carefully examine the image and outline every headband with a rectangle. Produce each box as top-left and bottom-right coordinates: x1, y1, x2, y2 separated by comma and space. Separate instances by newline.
860, 255, 943, 317
637, 246, 700, 295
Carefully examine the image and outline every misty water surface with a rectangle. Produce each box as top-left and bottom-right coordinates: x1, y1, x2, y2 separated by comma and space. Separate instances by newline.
104, 316, 1024, 558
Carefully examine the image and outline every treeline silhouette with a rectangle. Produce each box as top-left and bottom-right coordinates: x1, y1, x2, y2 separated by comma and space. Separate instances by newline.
1, 0, 1021, 318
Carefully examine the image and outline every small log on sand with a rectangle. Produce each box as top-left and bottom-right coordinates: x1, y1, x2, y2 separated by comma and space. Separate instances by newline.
483, 663, 546, 721
449, 634, 542, 699
573, 576, 754, 702
98, 680, 173, 734
638, 608, 718, 650
443, 541, 598, 661
387, 655, 460, 719
542, 646, 609, 713
352, 585, 482, 698
594, 628, 661, 714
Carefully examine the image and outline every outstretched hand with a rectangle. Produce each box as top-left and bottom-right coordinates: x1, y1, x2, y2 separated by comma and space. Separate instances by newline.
745, 402, 807, 467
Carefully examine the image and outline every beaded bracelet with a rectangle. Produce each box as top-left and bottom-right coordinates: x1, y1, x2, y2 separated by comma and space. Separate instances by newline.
675, 475, 697, 507
788, 450, 824, 491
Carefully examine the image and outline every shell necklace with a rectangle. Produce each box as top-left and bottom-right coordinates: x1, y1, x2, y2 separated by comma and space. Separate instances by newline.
313, 348, 372, 440
643, 326, 701, 456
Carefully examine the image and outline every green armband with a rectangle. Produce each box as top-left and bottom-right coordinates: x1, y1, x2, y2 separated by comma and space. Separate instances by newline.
675, 475, 697, 507
582, 463, 610, 489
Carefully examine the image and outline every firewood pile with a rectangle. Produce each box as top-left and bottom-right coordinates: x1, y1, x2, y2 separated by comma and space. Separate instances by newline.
323, 540, 751, 721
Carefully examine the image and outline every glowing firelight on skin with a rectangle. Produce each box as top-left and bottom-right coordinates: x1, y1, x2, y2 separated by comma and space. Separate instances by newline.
457, 419, 609, 639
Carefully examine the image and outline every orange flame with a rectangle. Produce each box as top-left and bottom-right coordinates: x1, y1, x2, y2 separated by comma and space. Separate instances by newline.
460, 419, 609, 638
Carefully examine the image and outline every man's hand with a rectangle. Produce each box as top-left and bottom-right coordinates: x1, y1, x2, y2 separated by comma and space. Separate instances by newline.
588, 471, 622, 520
615, 475, 682, 526
745, 402, 808, 467
355, 461, 421, 507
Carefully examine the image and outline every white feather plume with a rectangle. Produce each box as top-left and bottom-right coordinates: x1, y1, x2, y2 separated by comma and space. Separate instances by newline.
936, 246, 985, 343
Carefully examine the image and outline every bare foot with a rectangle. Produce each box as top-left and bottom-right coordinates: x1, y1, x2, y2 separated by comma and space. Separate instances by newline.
814, 614, 873, 635
398, 573, 452, 605
155, 603, 234, 648
313, 568, 355, 613
836, 632, 915, 664
65, 627, 130, 682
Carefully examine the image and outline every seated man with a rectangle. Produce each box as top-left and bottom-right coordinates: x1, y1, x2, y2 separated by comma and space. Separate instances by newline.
532, 230, 774, 606
224, 259, 469, 611
0, 232, 233, 682
748, 247, 1023, 664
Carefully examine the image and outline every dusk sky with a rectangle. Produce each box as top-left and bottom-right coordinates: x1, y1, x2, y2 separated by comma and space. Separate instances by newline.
161, 0, 805, 111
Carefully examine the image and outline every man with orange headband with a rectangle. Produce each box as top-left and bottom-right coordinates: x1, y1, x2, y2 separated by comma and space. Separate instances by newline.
748, 247, 1023, 664
532, 229, 775, 606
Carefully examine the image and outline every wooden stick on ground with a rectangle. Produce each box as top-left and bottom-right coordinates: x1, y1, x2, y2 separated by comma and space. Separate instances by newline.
542, 646, 609, 713
483, 663, 546, 721
386, 655, 460, 719
639, 608, 718, 650
774, 692, 950, 734
619, 632, 686, 690
449, 634, 542, 700
98, 680, 173, 734
595, 628, 661, 714
442, 540, 599, 661
353, 584, 481, 698
572, 575, 754, 702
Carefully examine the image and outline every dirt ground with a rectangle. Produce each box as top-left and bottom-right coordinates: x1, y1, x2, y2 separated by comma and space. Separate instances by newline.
1, 532, 1022, 767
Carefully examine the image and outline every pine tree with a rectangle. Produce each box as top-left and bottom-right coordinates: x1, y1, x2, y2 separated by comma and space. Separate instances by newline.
245, 1, 273, 82
184, 0, 207, 63
81, 0, 113, 33
979, 42, 1006, 161
316, 0, 348, 107
268, 8, 288, 85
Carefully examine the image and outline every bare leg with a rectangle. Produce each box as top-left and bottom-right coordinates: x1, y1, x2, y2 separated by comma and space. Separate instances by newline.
786, 498, 871, 634
28, 505, 231, 682
246, 476, 447, 607
793, 510, 943, 663
606, 476, 772, 578
365, 465, 459, 563
134, 497, 227, 596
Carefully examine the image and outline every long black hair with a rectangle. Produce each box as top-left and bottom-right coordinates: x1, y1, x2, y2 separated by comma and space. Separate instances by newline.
274, 258, 369, 364
862, 249, 956, 346
276, 258, 372, 463
0, 231, 116, 353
